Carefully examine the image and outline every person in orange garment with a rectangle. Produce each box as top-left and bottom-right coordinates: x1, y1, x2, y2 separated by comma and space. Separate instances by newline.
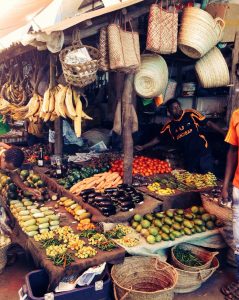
221, 109, 239, 297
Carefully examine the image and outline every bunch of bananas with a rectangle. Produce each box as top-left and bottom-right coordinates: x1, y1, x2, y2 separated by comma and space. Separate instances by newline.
172, 171, 217, 189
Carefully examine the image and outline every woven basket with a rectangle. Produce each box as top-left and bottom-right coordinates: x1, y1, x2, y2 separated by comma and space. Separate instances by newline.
171, 243, 218, 272
178, 7, 225, 59
111, 256, 178, 300
201, 194, 232, 221
134, 54, 168, 98
99, 27, 110, 71
108, 23, 140, 73
59, 42, 100, 88
164, 80, 177, 102
174, 256, 219, 293
195, 47, 230, 88
0, 243, 10, 273
146, 4, 178, 55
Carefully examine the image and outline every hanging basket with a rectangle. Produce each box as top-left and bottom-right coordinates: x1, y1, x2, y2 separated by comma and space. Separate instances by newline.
195, 47, 230, 88
134, 54, 168, 98
111, 256, 178, 300
59, 42, 101, 88
178, 7, 225, 59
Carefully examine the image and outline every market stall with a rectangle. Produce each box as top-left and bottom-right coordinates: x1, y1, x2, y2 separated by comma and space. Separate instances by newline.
0, 0, 237, 299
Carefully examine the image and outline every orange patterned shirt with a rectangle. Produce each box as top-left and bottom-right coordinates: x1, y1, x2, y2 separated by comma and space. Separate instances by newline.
225, 109, 239, 188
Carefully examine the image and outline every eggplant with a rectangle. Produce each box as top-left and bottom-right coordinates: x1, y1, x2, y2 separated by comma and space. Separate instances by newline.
80, 188, 95, 196
118, 184, 129, 189
95, 195, 110, 202
125, 187, 136, 193
132, 193, 144, 202
88, 193, 97, 198
121, 206, 134, 212
98, 206, 116, 213
88, 198, 96, 205
81, 194, 89, 202
104, 188, 118, 193
97, 200, 113, 207
119, 195, 133, 202
113, 191, 125, 198
120, 201, 135, 208
132, 182, 140, 187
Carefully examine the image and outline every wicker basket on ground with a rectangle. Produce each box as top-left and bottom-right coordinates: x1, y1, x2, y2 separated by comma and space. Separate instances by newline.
0, 241, 10, 273
178, 7, 225, 59
111, 256, 178, 300
174, 257, 219, 293
59, 42, 100, 88
201, 194, 232, 222
171, 243, 218, 272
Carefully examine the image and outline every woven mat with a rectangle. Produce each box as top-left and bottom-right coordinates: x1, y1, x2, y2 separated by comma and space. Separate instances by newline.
34, 166, 163, 223
0, 195, 125, 291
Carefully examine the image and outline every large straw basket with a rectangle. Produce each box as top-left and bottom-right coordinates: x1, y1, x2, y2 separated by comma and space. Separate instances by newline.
195, 47, 230, 88
201, 194, 232, 221
59, 42, 100, 88
171, 243, 218, 272
178, 7, 225, 59
134, 54, 168, 98
0, 243, 10, 273
175, 257, 219, 293
111, 256, 178, 300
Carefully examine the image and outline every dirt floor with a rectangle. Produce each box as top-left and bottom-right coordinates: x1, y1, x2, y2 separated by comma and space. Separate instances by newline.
0, 251, 235, 300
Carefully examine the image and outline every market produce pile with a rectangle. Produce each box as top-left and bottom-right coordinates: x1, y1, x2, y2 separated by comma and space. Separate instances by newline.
130, 206, 223, 244
111, 156, 172, 177
49, 163, 111, 189
80, 184, 144, 216
172, 170, 217, 189
57, 196, 95, 231
10, 200, 60, 237
70, 171, 122, 195
34, 226, 119, 266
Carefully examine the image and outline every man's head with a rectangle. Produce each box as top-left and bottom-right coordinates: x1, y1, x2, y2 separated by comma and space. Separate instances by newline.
165, 98, 183, 119
1, 148, 25, 170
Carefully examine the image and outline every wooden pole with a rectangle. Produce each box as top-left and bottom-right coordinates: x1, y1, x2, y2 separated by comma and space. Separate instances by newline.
49, 53, 63, 156
227, 32, 239, 124
122, 74, 134, 184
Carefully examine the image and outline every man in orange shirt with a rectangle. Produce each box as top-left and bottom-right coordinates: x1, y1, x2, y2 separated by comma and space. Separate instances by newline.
222, 109, 239, 296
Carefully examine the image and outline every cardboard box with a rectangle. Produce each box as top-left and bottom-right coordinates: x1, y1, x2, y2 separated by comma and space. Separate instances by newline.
206, 3, 239, 42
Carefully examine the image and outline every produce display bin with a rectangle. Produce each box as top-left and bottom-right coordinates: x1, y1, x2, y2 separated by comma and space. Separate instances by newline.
19, 269, 112, 300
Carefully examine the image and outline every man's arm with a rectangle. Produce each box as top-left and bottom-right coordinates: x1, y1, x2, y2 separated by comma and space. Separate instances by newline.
207, 120, 227, 137
135, 137, 160, 151
222, 145, 238, 200
10, 172, 41, 199
0, 142, 11, 150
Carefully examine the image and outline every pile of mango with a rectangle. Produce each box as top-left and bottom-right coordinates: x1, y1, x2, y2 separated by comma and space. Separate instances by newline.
130, 206, 223, 244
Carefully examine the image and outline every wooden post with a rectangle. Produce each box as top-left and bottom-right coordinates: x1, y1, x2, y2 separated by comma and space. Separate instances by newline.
122, 74, 134, 184
227, 32, 239, 124
49, 53, 63, 156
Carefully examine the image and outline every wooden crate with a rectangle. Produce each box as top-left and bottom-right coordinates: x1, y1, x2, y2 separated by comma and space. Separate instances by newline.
206, 3, 239, 43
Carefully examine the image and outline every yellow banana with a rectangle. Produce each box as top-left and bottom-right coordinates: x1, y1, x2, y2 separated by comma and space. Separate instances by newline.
42, 88, 50, 113
65, 87, 76, 119
43, 112, 52, 122
48, 90, 55, 113
25, 94, 40, 119
56, 85, 67, 118
81, 111, 93, 120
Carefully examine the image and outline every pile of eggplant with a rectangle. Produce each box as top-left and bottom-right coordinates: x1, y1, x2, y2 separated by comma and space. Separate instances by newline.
80, 184, 144, 216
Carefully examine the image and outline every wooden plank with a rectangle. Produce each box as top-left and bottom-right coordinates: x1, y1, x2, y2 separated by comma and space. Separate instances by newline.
40, 0, 144, 34
122, 74, 134, 184
226, 31, 239, 124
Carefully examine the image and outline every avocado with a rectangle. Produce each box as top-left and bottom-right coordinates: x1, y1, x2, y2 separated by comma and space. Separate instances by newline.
162, 225, 170, 234
165, 210, 174, 218
172, 230, 182, 238
183, 220, 193, 229
173, 223, 181, 231
202, 213, 211, 222
145, 214, 154, 221
185, 213, 194, 220
176, 209, 184, 215
206, 221, 215, 230
195, 225, 202, 233
174, 215, 183, 223
194, 219, 203, 226
184, 228, 192, 235
169, 233, 175, 241
161, 233, 170, 241
155, 212, 164, 219
164, 217, 173, 226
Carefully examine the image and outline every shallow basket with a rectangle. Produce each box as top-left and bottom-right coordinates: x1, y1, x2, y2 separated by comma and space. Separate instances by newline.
174, 256, 219, 293
111, 256, 178, 300
201, 194, 232, 222
171, 243, 218, 272
59, 42, 101, 88
178, 7, 225, 59
195, 47, 230, 88
134, 54, 168, 98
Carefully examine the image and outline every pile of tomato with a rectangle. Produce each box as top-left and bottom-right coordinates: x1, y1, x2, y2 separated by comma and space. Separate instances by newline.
110, 156, 172, 177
